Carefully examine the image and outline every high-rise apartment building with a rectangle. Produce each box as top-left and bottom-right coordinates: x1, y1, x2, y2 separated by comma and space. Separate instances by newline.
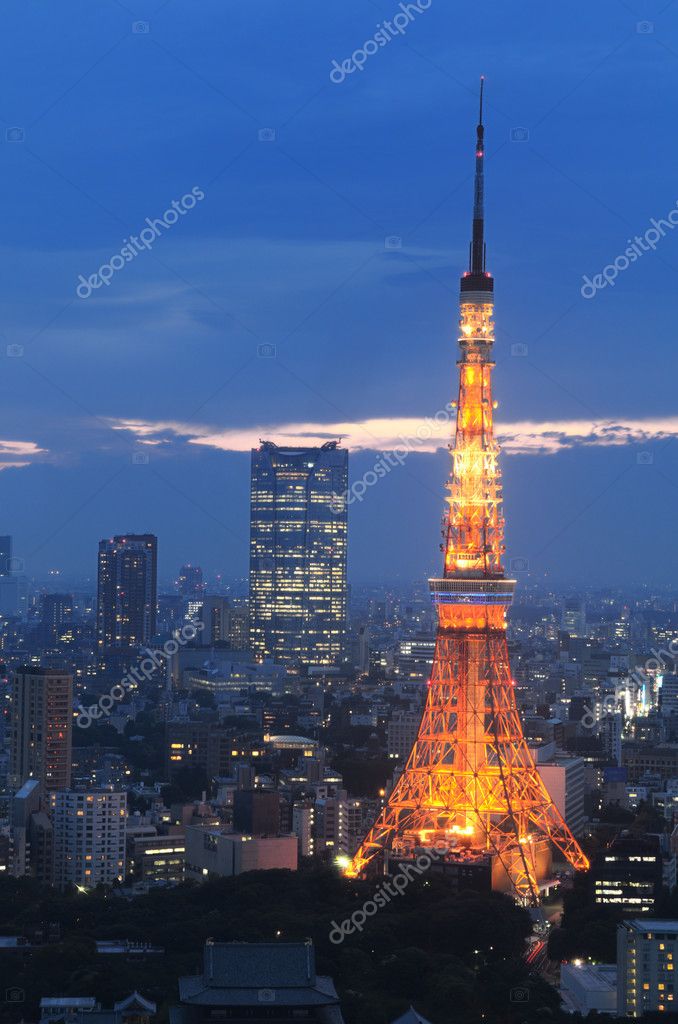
315, 789, 364, 856
617, 919, 678, 1016
50, 789, 126, 890
97, 535, 157, 651
292, 801, 315, 858
10, 666, 72, 793
249, 441, 347, 666
0, 534, 19, 615
41, 593, 74, 640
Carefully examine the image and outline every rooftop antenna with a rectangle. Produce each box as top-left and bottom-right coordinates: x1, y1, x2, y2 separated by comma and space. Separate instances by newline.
470, 75, 486, 275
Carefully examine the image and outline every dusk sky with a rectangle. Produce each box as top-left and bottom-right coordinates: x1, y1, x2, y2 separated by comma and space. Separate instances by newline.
1, 0, 677, 586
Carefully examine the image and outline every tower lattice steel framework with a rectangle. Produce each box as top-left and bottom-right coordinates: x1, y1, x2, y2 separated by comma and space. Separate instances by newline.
346, 80, 589, 904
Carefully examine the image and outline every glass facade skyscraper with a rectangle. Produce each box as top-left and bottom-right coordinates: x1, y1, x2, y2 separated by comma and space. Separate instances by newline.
249, 441, 348, 666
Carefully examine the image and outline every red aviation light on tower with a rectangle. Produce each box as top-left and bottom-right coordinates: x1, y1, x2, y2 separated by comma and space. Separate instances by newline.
346, 79, 589, 904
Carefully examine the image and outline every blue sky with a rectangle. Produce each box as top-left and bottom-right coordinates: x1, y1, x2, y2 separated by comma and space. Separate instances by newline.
1, 0, 677, 586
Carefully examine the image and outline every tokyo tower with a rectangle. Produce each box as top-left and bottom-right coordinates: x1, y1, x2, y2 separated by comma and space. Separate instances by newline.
347, 80, 589, 904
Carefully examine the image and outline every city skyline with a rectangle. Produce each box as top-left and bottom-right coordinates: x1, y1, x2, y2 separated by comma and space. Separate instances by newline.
1, 2, 677, 586
3, 8, 678, 1023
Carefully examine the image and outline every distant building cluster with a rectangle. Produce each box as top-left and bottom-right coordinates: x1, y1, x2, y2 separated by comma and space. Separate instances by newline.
0, 442, 678, 1020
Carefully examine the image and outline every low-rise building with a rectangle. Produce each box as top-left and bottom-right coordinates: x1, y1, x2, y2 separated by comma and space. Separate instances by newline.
184, 827, 297, 879
560, 962, 617, 1015
41, 994, 155, 1024
126, 832, 185, 884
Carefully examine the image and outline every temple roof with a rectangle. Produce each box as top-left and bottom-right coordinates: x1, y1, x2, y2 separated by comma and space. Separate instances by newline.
390, 1009, 434, 1024
177, 942, 340, 1008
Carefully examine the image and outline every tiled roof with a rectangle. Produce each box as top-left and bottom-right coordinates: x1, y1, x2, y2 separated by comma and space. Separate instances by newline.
391, 1009, 433, 1024
203, 941, 314, 987
176, 942, 340, 1009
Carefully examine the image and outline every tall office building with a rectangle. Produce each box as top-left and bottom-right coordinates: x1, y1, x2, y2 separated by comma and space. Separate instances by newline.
10, 666, 73, 793
249, 441, 348, 666
50, 789, 126, 890
591, 834, 664, 913
292, 801, 315, 858
562, 597, 586, 637
97, 535, 157, 651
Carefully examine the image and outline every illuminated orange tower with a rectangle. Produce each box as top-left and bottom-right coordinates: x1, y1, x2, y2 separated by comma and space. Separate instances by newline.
347, 80, 589, 904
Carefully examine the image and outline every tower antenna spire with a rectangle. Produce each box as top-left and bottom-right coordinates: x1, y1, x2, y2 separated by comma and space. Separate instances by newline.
469, 75, 487, 276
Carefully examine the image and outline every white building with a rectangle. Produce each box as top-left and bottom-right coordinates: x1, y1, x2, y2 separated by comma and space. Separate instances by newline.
292, 802, 315, 858
560, 962, 617, 1015
537, 756, 586, 838
531, 744, 586, 838
315, 792, 364, 856
387, 712, 421, 760
49, 790, 126, 890
617, 919, 678, 1016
